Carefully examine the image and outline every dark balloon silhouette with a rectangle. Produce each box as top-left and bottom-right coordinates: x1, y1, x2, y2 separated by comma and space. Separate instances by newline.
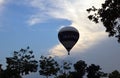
58, 26, 79, 55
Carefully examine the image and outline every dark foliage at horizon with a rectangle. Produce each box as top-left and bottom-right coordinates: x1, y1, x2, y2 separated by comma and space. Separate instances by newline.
39, 56, 60, 78
0, 47, 120, 78
0, 47, 38, 78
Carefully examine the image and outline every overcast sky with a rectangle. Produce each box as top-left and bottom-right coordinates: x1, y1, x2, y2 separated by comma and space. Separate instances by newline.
0, 0, 120, 78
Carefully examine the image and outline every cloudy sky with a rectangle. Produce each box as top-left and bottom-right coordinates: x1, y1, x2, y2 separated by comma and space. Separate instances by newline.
0, 0, 120, 78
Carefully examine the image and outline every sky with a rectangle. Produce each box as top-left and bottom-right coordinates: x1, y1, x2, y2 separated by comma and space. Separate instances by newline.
0, 0, 120, 78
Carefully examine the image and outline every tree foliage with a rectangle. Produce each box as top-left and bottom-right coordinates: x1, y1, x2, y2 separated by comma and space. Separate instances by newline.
86, 64, 107, 78
109, 70, 120, 78
87, 0, 120, 42
4, 46, 38, 78
0, 49, 120, 78
39, 56, 60, 78
56, 61, 72, 78
72, 60, 87, 78
69, 60, 87, 78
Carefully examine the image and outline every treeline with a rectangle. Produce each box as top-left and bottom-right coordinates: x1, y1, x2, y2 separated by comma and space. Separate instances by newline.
0, 47, 120, 78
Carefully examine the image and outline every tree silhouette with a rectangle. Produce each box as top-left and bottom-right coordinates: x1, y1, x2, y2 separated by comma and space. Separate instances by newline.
109, 70, 120, 78
86, 64, 107, 78
1, 47, 120, 78
0, 64, 4, 78
87, 0, 120, 42
56, 61, 72, 78
1, 68, 22, 78
4, 46, 38, 78
70, 60, 87, 78
39, 56, 60, 78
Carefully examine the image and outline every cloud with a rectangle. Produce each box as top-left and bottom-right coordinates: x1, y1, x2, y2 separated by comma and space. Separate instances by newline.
0, 0, 8, 13
0, 0, 5, 7
27, 0, 106, 56
0, 0, 8, 31
27, 0, 105, 24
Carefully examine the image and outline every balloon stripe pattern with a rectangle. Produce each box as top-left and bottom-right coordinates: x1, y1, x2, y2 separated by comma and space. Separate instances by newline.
58, 26, 79, 55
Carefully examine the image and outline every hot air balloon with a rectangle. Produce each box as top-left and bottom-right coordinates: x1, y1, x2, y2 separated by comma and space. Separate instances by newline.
58, 26, 79, 55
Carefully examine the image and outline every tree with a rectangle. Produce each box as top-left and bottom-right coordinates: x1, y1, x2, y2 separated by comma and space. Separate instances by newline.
0, 64, 4, 78
5, 46, 38, 78
87, 0, 120, 42
1, 68, 22, 78
86, 64, 107, 78
39, 56, 60, 78
56, 61, 72, 78
109, 70, 120, 78
70, 60, 87, 78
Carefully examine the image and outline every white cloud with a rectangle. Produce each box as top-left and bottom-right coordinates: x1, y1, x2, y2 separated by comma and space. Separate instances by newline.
26, 0, 105, 24
0, 0, 8, 31
0, 0, 8, 13
27, 14, 45, 26
27, 0, 106, 56
0, 0, 5, 6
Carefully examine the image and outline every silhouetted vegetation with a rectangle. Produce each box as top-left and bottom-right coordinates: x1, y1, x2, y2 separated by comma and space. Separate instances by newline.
55, 61, 72, 78
87, 0, 120, 42
0, 47, 38, 78
109, 70, 120, 78
0, 47, 120, 78
70, 60, 87, 78
39, 56, 60, 78
86, 64, 107, 78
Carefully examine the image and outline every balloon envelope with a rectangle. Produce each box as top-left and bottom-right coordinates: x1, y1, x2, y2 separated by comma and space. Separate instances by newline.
58, 26, 79, 55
